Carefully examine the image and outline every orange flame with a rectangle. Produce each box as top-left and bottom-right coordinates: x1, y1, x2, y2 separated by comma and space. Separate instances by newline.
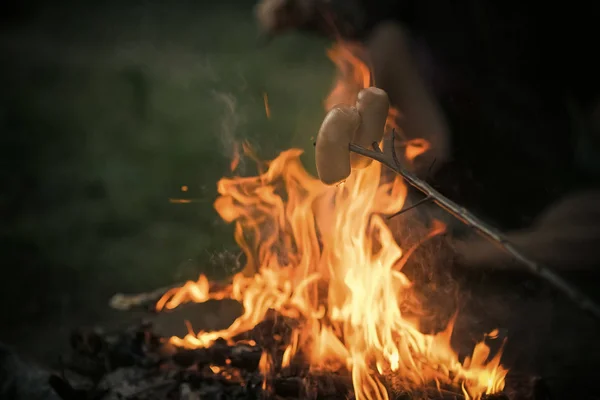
404, 138, 431, 163
325, 43, 371, 110
230, 142, 241, 172
156, 43, 507, 399
259, 351, 272, 390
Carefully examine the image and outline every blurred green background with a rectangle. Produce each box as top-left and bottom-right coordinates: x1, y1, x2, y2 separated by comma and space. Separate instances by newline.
0, 0, 335, 345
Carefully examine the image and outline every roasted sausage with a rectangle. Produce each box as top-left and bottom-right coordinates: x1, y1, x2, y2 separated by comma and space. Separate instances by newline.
351, 87, 390, 169
315, 104, 361, 185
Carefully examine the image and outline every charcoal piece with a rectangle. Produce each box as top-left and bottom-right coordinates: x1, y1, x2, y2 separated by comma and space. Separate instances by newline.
172, 349, 210, 368
136, 353, 162, 369
223, 384, 253, 400
273, 376, 303, 397
131, 330, 152, 357
179, 383, 201, 400
61, 353, 107, 380
70, 329, 105, 356
67, 327, 144, 374
99, 377, 176, 400
197, 366, 244, 387
393, 388, 509, 400
105, 341, 139, 369
279, 352, 310, 378
110, 332, 150, 368
244, 373, 265, 394
56, 369, 95, 393
395, 392, 453, 400
272, 374, 353, 399
197, 383, 226, 400
229, 345, 262, 372
239, 314, 299, 349
48, 375, 88, 400
312, 373, 352, 398
96, 366, 149, 393
207, 340, 231, 366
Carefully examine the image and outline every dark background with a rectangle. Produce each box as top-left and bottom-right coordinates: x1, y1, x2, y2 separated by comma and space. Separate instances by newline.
0, 0, 334, 359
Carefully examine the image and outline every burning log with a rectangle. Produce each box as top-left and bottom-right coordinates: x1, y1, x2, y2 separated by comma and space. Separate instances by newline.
109, 280, 232, 312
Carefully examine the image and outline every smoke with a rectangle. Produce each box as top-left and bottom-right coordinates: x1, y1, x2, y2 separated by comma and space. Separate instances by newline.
212, 91, 248, 175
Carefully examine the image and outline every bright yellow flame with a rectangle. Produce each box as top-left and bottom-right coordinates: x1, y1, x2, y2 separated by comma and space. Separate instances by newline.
156, 42, 507, 400
259, 351, 272, 390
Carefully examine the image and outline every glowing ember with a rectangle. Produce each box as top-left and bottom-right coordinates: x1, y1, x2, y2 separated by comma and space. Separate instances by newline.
157, 42, 507, 399
263, 92, 271, 119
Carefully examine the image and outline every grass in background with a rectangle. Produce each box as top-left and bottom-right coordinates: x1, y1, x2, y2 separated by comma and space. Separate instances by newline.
0, 1, 335, 329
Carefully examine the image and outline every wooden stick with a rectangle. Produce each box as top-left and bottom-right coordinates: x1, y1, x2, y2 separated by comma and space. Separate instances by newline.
109, 279, 232, 311
350, 130, 600, 320
386, 195, 432, 220
109, 284, 179, 311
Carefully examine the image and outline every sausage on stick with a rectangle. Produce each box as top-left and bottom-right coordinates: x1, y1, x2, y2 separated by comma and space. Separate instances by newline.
315, 104, 360, 185
351, 87, 390, 169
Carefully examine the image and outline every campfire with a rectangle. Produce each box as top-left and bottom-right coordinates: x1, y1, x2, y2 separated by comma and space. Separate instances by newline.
156, 143, 507, 399
49, 43, 517, 400
158, 43, 508, 399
